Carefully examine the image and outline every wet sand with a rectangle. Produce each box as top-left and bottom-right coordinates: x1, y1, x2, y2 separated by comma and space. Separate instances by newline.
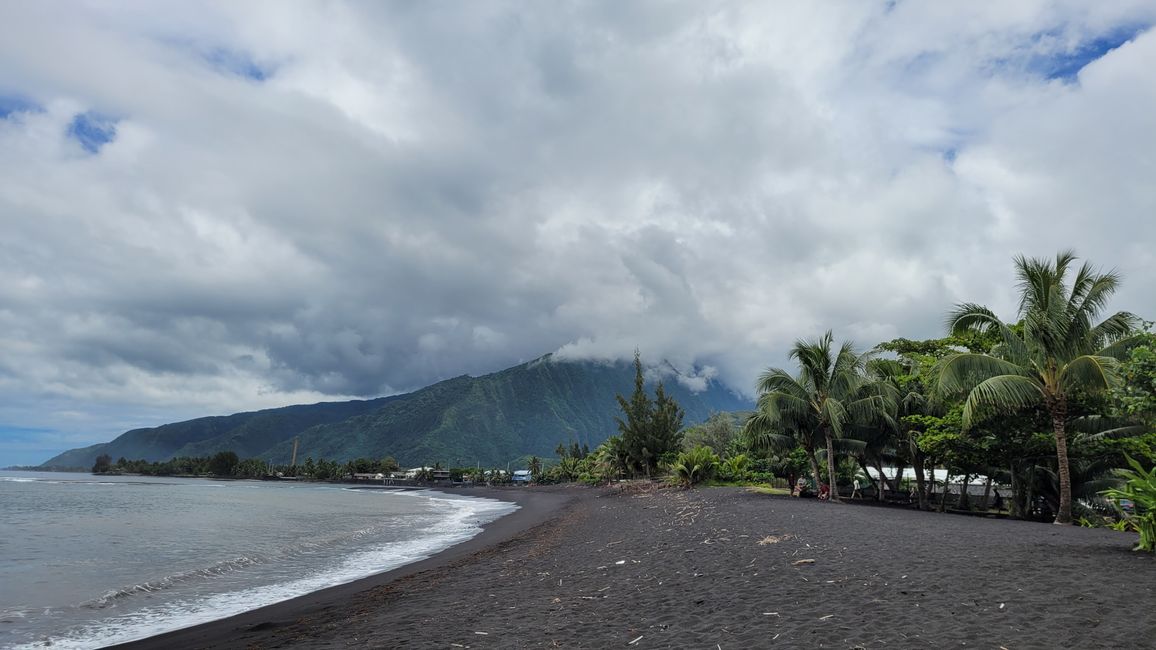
114, 485, 1154, 649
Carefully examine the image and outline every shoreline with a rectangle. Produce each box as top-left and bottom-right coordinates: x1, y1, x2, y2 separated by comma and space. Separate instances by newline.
104, 485, 1154, 649
107, 486, 577, 650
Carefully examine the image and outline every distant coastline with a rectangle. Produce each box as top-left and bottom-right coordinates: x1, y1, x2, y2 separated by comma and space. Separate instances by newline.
3, 465, 88, 472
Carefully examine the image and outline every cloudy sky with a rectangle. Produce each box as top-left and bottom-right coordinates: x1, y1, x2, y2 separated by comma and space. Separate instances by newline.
2, 1, 1155, 466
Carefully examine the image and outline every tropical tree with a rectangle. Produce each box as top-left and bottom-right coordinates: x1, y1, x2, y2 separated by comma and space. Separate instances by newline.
938, 251, 1140, 524
744, 407, 824, 490
614, 351, 685, 477
591, 435, 630, 483
92, 453, 113, 474
1115, 328, 1156, 427
684, 412, 742, 456
553, 456, 581, 482
875, 335, 1003, 510
848, 361, 906, 502
208, 450, 240, 477
746, 331, 896, 501
234, 458, 269, 478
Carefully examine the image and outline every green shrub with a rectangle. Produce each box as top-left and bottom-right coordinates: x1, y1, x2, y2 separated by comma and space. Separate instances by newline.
717, 454, 751, 482
1108, 518, 1137, 533
670, 446, 720, 488
1100, 455, 1156, 553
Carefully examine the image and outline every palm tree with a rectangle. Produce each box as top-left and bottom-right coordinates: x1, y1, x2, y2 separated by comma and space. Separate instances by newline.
592, 435, 630, 484
746, 331, 896, 501
848, 418, 895, 502
877, 354, 955, 510
744, 408, 824, 491
938, 251, 1139, 524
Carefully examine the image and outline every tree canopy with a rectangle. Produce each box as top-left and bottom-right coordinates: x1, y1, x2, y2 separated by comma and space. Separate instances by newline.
938, 251, 1142, 523
615, 351, 685, 477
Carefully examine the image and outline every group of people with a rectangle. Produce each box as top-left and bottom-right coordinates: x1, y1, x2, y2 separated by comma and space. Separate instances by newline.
793, 476, 865, 501
792, 477, 830, 500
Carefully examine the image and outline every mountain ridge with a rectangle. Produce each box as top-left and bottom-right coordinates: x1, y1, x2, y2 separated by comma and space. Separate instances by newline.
41, 354, 750, 469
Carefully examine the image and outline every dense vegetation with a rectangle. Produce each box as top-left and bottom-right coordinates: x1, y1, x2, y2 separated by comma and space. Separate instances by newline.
89, 449, 554, 488
43, 356, 748, 471
938, 252, 1141, 523
534, 252, 1154, 551
738, 251, 1154, 542
90, 450, 403, 480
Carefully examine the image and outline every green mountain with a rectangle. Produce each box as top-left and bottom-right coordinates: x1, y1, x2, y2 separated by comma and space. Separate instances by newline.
41, 355, 750, 469
40, 398, 395, 469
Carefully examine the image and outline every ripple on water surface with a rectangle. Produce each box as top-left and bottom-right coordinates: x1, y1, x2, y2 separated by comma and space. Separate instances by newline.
0, 473, 516, 650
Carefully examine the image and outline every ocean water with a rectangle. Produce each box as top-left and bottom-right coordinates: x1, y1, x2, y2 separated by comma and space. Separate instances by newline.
0, 471, 517, 649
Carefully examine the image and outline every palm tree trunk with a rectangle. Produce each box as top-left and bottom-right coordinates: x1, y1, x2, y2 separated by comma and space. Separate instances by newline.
1024, 465, 1035, 520
981, 476, 992, 511
824, 430, 841, 502
938, 469, 950, 512
1008, 462, 1022, 518
912, 447, 929, 510
1050, 400, 1073, 524
873, 457, 887, 502
1053, 436, 1073, 523
857, 456, 879, 494
806, 444, 822, 492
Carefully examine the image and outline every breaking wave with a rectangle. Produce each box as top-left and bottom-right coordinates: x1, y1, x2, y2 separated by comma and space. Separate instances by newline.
10, 491, 516, 650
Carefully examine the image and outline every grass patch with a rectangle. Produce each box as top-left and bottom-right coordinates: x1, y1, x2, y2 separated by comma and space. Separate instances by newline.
746, 485, 791, 496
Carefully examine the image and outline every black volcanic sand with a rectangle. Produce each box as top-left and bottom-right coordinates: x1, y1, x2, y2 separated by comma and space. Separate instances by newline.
115, 486, 1155, 650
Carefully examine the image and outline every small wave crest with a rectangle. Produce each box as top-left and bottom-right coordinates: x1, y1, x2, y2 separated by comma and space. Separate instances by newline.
77, 516, 416, 612
0, 606, 32, 622
81, 555, 265, 610
14, 491, 519, 650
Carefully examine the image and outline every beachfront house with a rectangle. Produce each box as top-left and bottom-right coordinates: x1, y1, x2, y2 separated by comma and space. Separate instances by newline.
351, 472, 386, 482
404, 467, 432, 479
401, 467, 450, 482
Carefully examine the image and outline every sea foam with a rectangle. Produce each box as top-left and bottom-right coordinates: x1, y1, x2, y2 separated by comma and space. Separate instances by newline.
9, 490, 516, 650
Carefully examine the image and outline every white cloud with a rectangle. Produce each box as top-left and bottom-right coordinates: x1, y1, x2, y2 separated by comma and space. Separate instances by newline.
1, 1, 1154, 464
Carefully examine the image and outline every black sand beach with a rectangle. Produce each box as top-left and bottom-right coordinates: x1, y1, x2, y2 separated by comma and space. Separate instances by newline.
115, 486, 1155, 649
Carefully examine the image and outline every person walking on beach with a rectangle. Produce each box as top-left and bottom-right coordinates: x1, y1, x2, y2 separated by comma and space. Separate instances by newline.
852, 478, 862, 499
